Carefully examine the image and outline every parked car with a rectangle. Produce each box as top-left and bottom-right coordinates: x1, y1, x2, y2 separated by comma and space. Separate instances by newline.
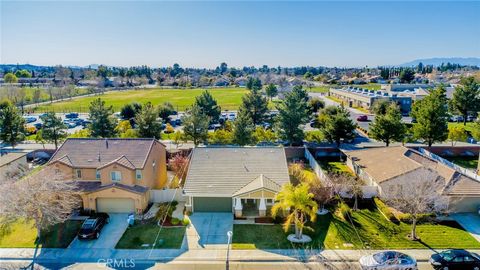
449, 115, 464, 122
34, 123, 43, 129
24, 116, 37, 123
32, 157, 48, 165
467, 115, 477, 122
359, 251, 417, 270
228, 113, 236, 121
65, 112, 79, 119
77, 213, 110, 240
356, 115, 368, 122
430, 249, 480, 270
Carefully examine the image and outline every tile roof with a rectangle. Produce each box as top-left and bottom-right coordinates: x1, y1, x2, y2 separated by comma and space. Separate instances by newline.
232, 174, 282, 197
444, 172, 480, 196
183, 147, 290, 196
98, 155, 136, 170
49, 138, 162, 169
75, 181, 149, 194
0, 152, 27, 167
345, 146, 423, 183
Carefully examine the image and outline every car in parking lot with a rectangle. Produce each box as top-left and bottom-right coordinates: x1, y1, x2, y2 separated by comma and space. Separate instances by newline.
77, 213, 110, 240
356, 115, 368, 122
359, 251, 417, 270
65, 112, 79, 119
430, 249, 480, 270
24, 116, 37, 123
34, 123, 43, 129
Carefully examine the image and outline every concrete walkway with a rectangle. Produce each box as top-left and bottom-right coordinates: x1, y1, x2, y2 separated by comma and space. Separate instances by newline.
452, 213, 480, 242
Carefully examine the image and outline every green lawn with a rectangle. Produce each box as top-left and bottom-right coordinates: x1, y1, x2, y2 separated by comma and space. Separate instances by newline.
233, 206, 480, 250
319, 160, 354, 176
116, 222, 186, 249
34, 87, 248, 113
0, 219, 82, 248
446, 156, 479, 169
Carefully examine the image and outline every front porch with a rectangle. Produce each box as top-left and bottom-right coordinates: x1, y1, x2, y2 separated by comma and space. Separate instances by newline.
234, 198, 274, 218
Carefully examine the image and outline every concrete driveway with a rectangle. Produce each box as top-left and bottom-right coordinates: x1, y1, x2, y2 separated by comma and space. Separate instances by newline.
452, 213, 480, 242
186, 212, 233, 249
68, 213, 129, 249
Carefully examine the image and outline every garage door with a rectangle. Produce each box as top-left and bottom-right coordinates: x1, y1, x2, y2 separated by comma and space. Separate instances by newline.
193, 197, 232, 212
449, 197, 480, 213
96, 198, 135, 213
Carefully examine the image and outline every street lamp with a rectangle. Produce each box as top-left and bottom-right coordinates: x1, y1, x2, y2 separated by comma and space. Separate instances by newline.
226, 231, 233, 270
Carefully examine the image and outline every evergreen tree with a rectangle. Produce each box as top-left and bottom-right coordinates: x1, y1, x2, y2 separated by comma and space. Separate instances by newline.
194, 90, 221, 123
399, 68, 415, 83
0, 102, 25, 148
233, 110, 254, 146
88, 98, 117, 138
157, 102, 175, 122
369, 104, 406, 146
239, 88, 268, 125
183, 104, 209, 146
41, 112, 67, 149
318, 105, 356, 147
450, 76, 480, 126
135, 102, 162, 139
246, 77, 262, 90
265, 83, 278, 101
277, 86, 309, 145
411, 86, 449, 147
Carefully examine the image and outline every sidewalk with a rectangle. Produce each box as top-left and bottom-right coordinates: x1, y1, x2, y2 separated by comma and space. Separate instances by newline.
1, 247, 477, 263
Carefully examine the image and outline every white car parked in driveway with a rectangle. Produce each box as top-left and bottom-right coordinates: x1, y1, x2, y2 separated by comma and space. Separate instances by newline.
359, 251, 417, 270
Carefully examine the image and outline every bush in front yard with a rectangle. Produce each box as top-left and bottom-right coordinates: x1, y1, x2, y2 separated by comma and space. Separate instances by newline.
182, 218, 190, 226
171, 217, 180, 225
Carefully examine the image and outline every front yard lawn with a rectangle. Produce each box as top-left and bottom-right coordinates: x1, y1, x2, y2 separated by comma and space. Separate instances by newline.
319, 159, 354, 176
0, 219, 82, 248
232, 205, 480, 250
116, 222, 185, 249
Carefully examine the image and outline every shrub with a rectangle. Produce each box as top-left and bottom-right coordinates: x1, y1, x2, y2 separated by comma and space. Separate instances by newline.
155, 202, 176, 221
164, 123, 175, 134
171, 217, 180, 225
397, 213, 435, 224
334, 201, 351, 221
182, 218, 190, 226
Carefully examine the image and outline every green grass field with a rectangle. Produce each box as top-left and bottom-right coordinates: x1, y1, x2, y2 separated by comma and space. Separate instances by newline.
0, 219, 82, 248
34, 87, 249, 113
116, 222, 186, 249
233, 205, 480, 249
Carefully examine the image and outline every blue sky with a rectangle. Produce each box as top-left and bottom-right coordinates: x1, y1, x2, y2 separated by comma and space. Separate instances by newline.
1, 1, 479, 68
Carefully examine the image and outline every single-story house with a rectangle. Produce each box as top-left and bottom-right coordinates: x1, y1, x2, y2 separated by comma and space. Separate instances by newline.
47, 138, 167, 214
344, 146, 480, 213
183, 147, 290, 217
0, 152, 28, 179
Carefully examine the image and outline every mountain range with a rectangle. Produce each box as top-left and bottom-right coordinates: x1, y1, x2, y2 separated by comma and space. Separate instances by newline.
399, 57, 480, 67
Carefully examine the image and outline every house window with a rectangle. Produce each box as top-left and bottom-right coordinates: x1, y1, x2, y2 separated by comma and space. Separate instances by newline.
96, 170, 101, 180
135, 170, 142, 180
111, 171, 122, 182
75, 169, 82, 179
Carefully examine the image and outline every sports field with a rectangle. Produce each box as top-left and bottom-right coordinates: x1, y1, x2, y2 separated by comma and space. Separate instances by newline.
34, 87, 249, 112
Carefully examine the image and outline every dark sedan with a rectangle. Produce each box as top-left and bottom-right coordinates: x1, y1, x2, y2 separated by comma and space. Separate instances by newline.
77, 213, 109, 240
356, 115, 368, 122
430, 249, 480, 270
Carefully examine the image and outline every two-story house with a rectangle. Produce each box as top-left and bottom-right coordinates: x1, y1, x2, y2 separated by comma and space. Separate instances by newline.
47, 138, 167, 213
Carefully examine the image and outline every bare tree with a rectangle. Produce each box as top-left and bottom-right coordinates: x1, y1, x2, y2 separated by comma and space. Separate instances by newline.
0, 167, 81, 245
329, 173, 363, 211
381, 168, 447, 240
308, 179, 334, 214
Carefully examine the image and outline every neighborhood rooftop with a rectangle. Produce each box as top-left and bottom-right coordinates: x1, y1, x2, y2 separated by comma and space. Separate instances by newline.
183, 147, 290, 196
49, 138, 162, 169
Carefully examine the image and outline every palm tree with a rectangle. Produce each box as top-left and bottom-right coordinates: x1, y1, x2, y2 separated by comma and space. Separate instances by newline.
271, 183, 318, 240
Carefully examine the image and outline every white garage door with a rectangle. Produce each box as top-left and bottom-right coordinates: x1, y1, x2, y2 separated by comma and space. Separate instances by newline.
96, 198, 135, 213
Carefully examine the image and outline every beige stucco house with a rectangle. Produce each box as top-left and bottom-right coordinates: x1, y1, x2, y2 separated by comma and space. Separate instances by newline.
48, 138, 167, 213
344, 146, 480, 213
183, 147, 290, 217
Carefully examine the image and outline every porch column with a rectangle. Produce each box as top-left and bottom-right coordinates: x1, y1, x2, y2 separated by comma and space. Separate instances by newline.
234, 198, 243, 218
259, 198, 267, 217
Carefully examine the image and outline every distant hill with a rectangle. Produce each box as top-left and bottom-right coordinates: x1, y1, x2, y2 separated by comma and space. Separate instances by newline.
400, 57, 480, 67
